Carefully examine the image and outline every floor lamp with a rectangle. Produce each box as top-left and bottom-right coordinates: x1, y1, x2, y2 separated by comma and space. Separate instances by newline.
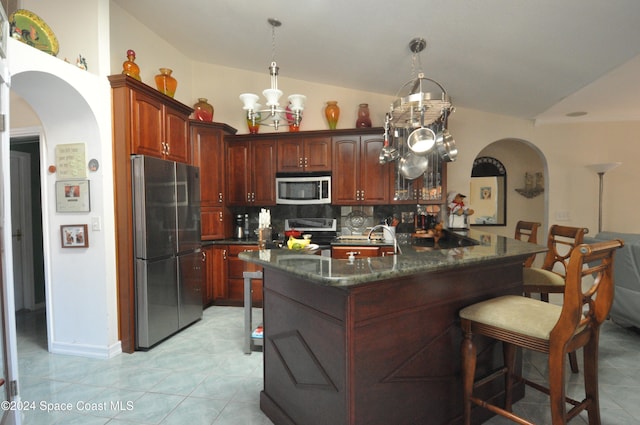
586, 162, 621, 233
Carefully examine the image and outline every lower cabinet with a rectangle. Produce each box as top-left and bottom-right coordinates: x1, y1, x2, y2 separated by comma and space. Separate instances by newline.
204, 244, 262, 306
203, 244, 228, 307
228, 245, 262, 305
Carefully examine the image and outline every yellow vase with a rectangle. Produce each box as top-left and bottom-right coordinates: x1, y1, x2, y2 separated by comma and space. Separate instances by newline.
324, 101, 340, 130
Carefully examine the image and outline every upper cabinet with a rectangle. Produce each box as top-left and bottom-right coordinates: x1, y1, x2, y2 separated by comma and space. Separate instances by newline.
277, 136, 332, 173
226, 138, 277, 206
109, 74, 192, 163
190, 121, 237, 240
332, 131, 390, 205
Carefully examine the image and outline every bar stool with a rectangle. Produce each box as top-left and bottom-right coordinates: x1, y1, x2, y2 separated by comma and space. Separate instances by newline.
523, 224, 588, 373
514, 220, 541, 267
459, 239, 623, 425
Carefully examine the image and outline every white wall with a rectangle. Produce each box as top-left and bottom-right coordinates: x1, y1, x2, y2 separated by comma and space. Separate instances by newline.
9, 39, 119, 358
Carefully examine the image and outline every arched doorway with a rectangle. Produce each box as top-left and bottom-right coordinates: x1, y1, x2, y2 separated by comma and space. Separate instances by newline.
472, 138, 547, 238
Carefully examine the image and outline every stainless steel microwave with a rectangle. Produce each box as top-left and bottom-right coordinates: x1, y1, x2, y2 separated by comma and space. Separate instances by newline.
276, 174, 331, 204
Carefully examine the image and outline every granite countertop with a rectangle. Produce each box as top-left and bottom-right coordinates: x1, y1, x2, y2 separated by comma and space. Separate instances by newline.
239, 229, 546, 288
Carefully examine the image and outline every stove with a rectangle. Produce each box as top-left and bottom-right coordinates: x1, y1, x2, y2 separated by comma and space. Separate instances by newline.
284, 218, 337, 247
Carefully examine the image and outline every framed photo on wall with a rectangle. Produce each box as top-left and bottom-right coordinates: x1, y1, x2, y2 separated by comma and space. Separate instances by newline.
56, 180, 90, 212
60, 224, 88, 248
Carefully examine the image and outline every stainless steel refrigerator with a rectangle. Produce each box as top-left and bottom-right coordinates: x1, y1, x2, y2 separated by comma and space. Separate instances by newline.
132, 155, 204, 349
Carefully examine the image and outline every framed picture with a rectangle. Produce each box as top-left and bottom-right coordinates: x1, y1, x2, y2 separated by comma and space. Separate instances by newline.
56, 180, 90, 212
60, 224, 88, 248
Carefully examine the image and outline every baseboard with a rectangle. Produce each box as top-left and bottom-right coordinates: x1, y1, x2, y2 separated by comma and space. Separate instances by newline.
50, 340, 122, 359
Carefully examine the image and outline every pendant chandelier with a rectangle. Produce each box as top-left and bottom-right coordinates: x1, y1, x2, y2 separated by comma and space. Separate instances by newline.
239, 18, 306, 131
389, 38, 456, 159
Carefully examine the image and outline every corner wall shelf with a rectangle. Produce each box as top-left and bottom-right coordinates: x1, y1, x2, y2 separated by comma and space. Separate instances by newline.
515, 188, 544, 198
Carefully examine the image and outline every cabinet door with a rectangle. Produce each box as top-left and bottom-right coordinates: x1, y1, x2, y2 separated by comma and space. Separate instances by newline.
203, 245, 214, 306
164, 105, 190, 163
304, 137, 332, 172
360, 137, 389, 204
131, 90, 164, 157
201, 206, 227, 240
212, 245, 228, 301
226, 141, 251, 206
332, 138, 359, 205
251, 139, 277, 206
191, 124, 225, 207
277, 139, 303, 172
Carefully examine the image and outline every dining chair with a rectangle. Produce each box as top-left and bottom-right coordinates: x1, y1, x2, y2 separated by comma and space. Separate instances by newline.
460, 238, 623, 425
514, 220, 541, 267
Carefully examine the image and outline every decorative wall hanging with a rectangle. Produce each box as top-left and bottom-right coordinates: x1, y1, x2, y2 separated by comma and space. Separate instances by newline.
60, 224, 88, 248
56, 180, 90, 212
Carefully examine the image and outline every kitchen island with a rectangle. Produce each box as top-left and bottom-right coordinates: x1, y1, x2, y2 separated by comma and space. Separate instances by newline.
240, 230, 545, 425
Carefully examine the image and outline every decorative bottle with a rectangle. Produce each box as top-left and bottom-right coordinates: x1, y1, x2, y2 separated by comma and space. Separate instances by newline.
122, 49, 141, 81
356, 103, 372, 128
193, 98, 214, 122
324, 101, 340, 130
154, 68, 178, 98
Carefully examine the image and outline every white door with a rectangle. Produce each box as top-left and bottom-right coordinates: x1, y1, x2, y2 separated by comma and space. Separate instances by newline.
9, 152, 33, 312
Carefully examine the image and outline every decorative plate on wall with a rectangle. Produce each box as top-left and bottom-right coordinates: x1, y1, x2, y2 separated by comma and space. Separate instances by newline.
9, 9, 59, 56
346, 210, 368, 234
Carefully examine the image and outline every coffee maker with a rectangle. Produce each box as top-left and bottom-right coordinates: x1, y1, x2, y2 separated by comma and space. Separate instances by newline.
234, 214, 244, 239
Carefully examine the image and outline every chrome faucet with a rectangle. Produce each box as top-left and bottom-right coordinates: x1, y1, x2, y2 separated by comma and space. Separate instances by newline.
367, 224, 402, 255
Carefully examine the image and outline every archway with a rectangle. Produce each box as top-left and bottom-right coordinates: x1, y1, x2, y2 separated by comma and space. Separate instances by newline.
472, 138, 548, 239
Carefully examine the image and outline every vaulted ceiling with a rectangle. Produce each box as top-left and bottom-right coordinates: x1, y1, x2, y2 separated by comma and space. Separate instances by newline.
113, 0, 640, 124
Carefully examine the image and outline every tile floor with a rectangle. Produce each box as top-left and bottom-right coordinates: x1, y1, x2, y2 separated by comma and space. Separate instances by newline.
15, 307, 640, 425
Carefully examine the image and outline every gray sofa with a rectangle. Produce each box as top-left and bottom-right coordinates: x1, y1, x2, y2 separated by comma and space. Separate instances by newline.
585, 232, 640, 329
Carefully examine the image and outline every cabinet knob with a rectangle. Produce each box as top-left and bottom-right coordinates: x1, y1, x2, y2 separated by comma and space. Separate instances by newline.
218, 192, 223, 203
218, 211, 223, 221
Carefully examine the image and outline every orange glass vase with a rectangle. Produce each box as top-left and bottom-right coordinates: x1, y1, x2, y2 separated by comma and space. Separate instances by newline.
155, 68, 177, 98
324, 101, 340, 130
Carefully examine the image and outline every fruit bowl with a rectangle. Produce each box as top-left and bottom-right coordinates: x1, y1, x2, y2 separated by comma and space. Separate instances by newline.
287, 237, 311, 250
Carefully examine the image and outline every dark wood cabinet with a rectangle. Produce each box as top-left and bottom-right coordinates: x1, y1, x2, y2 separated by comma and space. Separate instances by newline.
202, 244, 229, 306
332, 133, 390, 205
277, 136, 331, 173
226, 139, 277, 206
129, 87, 191, 162
190, 121, 237, 239
226, 245, 262, 305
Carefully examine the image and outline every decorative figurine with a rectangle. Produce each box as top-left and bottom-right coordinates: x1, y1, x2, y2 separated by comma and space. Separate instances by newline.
76, 54, 87, 70
447, 192, 474, 229
122, 49, 141, 81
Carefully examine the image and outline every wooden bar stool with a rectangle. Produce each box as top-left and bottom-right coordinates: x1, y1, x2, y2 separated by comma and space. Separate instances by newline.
523, 224, 588, 373
459, 239, 623, 425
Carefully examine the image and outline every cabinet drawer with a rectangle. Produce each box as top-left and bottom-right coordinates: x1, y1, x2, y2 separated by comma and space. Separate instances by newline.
331, 246, 381, 259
